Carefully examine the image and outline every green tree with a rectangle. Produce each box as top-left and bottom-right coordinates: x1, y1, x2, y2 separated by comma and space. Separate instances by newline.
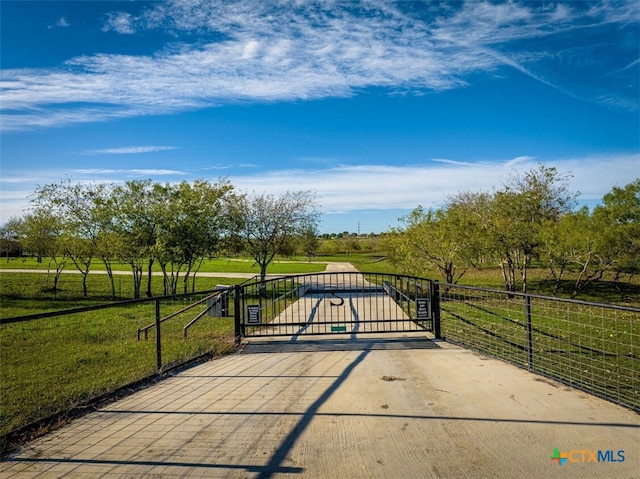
153, 180, 234, 295
19, 210, 68, 290
539, 208, 608, 297
386, 203, 480, 283
298, 224, 320, 260
230, 190, 320, 283
110, 180, 161, 298
31, 179, 111, 296
0, 217, 23, 262
490, 164, 577, 293
594, 179, 640, 300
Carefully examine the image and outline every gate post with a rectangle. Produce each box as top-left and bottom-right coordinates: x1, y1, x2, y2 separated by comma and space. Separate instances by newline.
525, 295, 534, 371
155, 298, 162, 371
431, 280, 442, 339
233, 284, 243, 345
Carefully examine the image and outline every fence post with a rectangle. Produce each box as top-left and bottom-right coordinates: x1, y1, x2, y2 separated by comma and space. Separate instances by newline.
234, 284, 242, 345
525, 294, 534, 371
431, 280, 442, 339
155, 298, 162, 371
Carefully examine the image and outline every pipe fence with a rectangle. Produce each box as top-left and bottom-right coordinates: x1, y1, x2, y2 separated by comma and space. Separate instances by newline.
2, 278, 638, 451
438, 283, 640, 412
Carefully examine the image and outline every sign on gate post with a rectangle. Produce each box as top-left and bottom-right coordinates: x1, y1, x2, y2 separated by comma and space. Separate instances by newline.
208, 285, 230, 317
247, 304, 261, 325
416, 298, 430, 320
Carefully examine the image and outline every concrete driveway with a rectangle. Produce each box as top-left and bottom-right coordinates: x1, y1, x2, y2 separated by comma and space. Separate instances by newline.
2, 332, 639, 479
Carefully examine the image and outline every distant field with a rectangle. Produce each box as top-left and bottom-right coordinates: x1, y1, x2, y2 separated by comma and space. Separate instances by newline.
0, 257, 327, 317
1, 254, 638, 317
0, 256, 327, 274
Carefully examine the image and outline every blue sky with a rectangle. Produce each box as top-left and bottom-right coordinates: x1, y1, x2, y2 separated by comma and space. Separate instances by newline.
1, 1, 638, 234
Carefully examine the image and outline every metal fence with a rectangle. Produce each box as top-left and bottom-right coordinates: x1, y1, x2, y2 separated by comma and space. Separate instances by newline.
234, 272, 436, 337
0, 287, 236, 445
2, 278, 638, 449
438, 283, 640, 413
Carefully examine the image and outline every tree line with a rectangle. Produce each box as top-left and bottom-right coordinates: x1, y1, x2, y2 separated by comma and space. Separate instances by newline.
1, 165, 638, 301
1, 178, 319, 298
385, 165, 639, 299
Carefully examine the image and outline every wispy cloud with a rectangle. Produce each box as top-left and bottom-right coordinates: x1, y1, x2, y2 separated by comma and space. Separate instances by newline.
1, 153, 637, 226
2, 1, 637, 131
48, 17, 70, 29
102, 12, 134, 34
231, 154, 640, 213
82, 145, 178, 155
73, 168, 186, 176
0, 177, 40, 184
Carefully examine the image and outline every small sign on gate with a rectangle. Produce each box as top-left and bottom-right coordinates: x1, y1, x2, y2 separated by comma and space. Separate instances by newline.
247, 304, 261, 325
416, 298, 430, 320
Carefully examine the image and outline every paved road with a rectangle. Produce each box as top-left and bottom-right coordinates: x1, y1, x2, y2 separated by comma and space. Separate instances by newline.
0, 261, 345, 280
0, 268, 259, 279
2, 262, 639, 478
3, 338, 639, 478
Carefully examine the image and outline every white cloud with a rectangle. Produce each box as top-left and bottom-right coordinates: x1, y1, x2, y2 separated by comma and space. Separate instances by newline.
1, 153, 637, 227
230, 154, 640, 213
73, 168, 186, 176
102, 12, 135, 34
82, 146, 178, 155
48, 17, 70, 29
2, 1, 636, 131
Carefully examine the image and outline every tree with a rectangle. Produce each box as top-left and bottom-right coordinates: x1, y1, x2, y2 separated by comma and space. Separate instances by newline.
490, 164, 577, 293
539, 208, 608, 297
386, 202, 483, 283
110, 180, 162, 298
19, 210, 68, 290
230, 190, 320, 283
593, 179, 640, 300
153, 179, 234, 295
31, 179, 111, 296
298, 224, 320, 260
0, 217, 23, 261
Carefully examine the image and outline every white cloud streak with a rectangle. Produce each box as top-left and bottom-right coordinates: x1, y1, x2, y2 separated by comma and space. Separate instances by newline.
73, 168, 186, 176
230, 154, 640, 213
82, 146, 178, 155
1, 153, 637, 227
2, 0, 637, 131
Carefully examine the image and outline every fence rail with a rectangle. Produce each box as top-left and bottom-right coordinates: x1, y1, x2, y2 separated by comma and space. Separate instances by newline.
438, 282, 640, 413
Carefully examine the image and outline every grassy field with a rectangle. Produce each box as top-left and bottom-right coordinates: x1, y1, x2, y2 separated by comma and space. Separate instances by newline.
0, 258, 324, 439
0, 257, 327, 319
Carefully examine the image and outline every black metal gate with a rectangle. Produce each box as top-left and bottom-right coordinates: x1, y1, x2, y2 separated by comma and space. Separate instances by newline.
233, 272, 440, 338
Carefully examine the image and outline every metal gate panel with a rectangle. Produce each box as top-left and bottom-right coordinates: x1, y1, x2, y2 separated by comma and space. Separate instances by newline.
237, 272, 435, 338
